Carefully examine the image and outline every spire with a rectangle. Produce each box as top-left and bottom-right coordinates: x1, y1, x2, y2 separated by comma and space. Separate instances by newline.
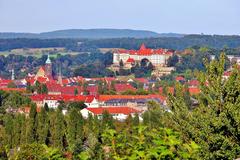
140, 43, 146, 50
45, 54, 52, 64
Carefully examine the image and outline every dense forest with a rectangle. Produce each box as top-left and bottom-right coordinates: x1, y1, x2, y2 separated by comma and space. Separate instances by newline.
1, 54, 240, 159
1, 35, 240, 52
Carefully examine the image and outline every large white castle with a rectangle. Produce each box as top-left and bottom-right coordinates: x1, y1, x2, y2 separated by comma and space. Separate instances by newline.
113, 44, 174, 67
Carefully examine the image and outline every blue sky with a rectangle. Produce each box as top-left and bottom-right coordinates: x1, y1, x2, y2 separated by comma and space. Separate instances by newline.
0, 0, 239, 35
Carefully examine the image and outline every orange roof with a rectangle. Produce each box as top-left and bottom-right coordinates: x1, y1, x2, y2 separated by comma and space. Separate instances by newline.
114, 83, 136, 93
30, 94, 95, 103
117, 44, 174, 56
99, 94, 166, 102
126, 58, 135, 63
87, 107, 141, 115
189, 87, 200, 95
175, 76, 185, 81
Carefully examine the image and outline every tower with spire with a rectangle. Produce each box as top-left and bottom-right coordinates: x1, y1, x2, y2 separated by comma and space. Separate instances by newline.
45, 54, 53, 79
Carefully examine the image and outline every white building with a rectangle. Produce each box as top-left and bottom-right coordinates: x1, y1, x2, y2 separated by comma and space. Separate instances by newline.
113, 44, 174, 67
80, 106, 142, 121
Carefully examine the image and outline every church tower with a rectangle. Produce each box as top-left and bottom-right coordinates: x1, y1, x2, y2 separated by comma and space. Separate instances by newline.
45, 54, 53, 78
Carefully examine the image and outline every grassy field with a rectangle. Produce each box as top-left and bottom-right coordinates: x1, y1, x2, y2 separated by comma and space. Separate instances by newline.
0, 47, 81, 58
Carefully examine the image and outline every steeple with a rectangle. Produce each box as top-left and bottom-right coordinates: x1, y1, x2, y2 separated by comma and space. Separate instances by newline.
45, 54, 53, 79
45, 54, 52, 64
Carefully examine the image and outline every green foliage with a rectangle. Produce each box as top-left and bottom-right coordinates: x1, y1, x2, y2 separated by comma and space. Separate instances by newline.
101, 126, 199, 159
68, 101, 87, 110
15, 143, 47, 160
35, 82, 48, 94
49, 108, 65, 150
36, 107, 49, 144
15, 143, 65, 160
165, 53, 240, 159
0, 91, 32, 112
66, 108, 84, 154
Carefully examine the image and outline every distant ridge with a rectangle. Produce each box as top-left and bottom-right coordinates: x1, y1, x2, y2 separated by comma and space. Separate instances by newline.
0, 29, 184, 39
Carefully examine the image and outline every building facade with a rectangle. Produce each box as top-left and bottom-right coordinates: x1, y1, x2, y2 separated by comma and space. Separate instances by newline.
113, 44, 174, 67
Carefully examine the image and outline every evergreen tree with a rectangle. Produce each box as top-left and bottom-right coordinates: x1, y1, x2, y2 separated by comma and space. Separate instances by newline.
26, 104, 37, 144
166, 53, 240, 159
50, 109, 65, 150
26, 82, 33, 93
3, 114, 14, 148
41, 84, 48, 94
102, 110, 115, 129
132, 113, 140, 126
74, 88, 78, 96
44, 103, 49, 112
66, 108, 84, 153
36, 107, 49, 144
12, 114, 25, 147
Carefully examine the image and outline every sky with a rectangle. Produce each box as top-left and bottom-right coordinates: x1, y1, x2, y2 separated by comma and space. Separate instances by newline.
0, 0, 239, 35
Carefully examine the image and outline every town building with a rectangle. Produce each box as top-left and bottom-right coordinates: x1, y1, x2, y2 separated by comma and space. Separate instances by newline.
35, 54, 53, 80
81, 106, 142, 121
113, 44, 174, 67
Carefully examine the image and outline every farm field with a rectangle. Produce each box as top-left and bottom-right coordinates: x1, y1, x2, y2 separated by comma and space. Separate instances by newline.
0, 47, 80, 58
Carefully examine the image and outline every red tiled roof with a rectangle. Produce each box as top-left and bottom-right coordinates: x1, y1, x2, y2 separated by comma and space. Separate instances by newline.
36, 76, 49, 84
114, 83, 136, 93
87, 85, 98, 94
189, 87, 200, 95
175, 76, 185, 81
99, 94, 166, 102
30, 94, 95, 103
126, 58, 135, 63
117, 43, 174, 56
87, 107, 140, 115
62, 76, 84, 85
188, 80, 200, 86
0, 79, 12, 85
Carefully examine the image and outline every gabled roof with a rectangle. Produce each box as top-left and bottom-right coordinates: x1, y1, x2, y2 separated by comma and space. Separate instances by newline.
116, 43, 174, 56
126, 58, 135, 63
140, 43, 146, 50
87, 85, 98, 93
